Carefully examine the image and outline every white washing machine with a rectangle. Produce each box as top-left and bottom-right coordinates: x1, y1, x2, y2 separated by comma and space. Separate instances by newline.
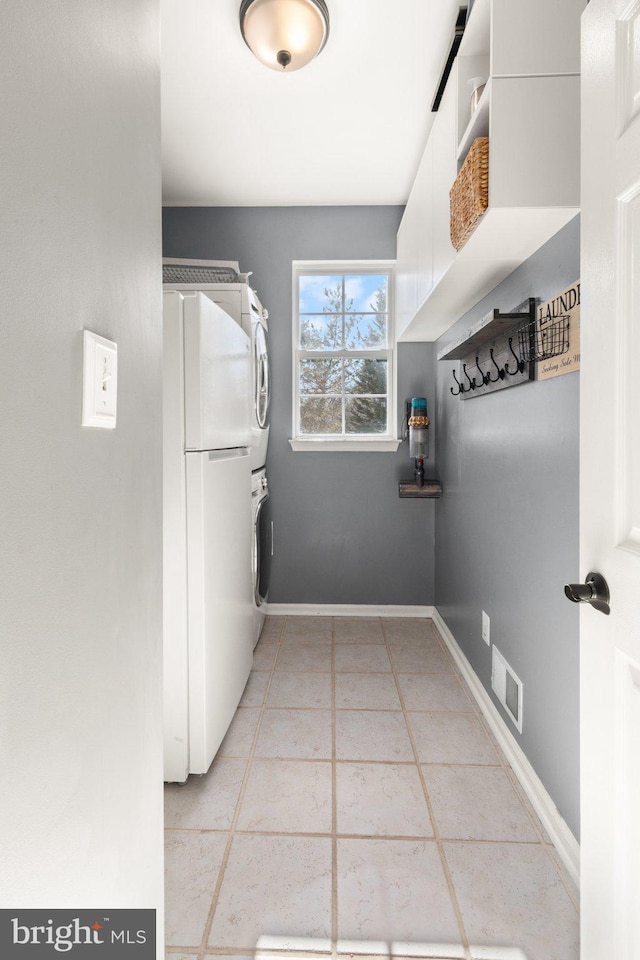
162, 259, 270, 472
251, 468, 272, 646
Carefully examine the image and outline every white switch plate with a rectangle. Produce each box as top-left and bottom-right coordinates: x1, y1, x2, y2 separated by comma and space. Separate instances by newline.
482, 610, 490, 646
82, 330, 117, 428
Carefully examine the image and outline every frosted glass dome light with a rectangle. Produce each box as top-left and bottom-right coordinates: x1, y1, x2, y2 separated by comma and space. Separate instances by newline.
240, 0, 330, 72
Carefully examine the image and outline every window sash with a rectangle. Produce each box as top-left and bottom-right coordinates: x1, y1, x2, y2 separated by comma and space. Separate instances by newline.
298, 396, 389, 437
298, 349, 391, 359
293, 263, 395, 443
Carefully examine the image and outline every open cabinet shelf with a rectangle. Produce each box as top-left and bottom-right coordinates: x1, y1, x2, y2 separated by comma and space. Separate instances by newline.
456, 79, 490, 164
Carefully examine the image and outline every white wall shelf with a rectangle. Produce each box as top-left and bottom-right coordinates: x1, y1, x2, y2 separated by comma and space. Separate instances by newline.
398, 206, 577, 343
395, 0, 584, 344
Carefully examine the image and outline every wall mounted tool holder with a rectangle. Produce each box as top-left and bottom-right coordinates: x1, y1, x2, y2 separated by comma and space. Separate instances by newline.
437, 298, 537, 399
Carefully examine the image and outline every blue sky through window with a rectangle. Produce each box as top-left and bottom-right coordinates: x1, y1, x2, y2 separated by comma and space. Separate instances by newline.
299, 273, 387, 314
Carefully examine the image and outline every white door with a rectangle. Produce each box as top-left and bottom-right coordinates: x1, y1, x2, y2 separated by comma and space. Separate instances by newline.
580, 1, 640, 956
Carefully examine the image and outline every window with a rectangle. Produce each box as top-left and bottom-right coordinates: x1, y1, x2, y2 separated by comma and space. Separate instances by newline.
291, 262, 399, 451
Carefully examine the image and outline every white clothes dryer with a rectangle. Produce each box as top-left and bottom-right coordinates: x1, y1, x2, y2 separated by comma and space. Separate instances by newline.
251, 468, 272, 646
162, 259, 270, 472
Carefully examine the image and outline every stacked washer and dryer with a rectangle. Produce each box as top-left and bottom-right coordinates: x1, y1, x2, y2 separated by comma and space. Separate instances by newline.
162, 259, 272, 647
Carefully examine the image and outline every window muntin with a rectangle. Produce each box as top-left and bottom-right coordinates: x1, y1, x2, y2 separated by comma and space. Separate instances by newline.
294, 267, 393, 441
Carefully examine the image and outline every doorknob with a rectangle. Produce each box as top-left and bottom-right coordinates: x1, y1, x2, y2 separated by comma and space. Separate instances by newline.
564, 571, 610, 616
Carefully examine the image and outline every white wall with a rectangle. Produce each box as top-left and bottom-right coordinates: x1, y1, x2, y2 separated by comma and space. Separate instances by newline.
0, 0, 163, 933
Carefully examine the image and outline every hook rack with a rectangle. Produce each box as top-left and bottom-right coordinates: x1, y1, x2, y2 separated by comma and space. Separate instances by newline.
437, 298, 537, 399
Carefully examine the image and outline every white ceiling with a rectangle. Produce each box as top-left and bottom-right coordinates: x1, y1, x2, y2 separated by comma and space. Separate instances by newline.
161, 0, 462, 206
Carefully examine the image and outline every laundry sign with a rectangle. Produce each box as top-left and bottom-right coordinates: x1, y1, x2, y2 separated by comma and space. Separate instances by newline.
536, 281, 580, 380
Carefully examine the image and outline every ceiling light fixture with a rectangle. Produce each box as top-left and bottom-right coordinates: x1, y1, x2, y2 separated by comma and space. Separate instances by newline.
239, 0, 330, 72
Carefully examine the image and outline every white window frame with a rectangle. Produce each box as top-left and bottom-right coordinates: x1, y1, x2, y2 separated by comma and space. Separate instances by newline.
290, 260, 400, 452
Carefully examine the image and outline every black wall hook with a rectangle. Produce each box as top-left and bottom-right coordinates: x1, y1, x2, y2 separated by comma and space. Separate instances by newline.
504, 337, 525, 376
451, 369, 463, 396
462, 363, 476, 391
488, 348, 505, 383
475, 356, 489, 386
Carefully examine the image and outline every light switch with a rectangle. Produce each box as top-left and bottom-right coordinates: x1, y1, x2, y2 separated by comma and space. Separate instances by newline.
82, 330, 117, 428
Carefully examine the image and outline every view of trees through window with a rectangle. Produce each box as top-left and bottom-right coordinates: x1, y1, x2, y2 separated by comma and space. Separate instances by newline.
297, 272, 390, 436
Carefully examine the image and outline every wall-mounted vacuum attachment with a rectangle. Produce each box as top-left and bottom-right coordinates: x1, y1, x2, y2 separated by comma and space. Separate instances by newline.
398, 397, 442, 499
408, 397, 430, 487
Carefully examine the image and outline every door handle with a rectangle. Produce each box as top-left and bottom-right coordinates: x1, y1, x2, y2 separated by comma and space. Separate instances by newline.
564, 571, 610, 616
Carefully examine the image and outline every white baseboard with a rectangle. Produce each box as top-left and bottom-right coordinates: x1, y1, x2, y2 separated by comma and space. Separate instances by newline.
432, 607, 580, 890
266, 603, 434, 619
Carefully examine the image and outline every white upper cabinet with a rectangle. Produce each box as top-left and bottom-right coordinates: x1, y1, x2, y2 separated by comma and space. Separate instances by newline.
396, 0, 585, 342
395, 187, 419, 337
490, 0, 582, 78
431, 78, 458, 291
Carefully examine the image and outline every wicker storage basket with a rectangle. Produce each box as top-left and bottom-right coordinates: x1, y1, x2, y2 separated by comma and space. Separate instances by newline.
449, 137, 489, 251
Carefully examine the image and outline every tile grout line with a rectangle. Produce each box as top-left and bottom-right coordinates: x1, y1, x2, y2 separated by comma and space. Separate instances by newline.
542, 846, 580, 912
164, 825, 549, 844
195, 615, 287, 959
204, 754, 504, 768
501, 760, 554, 842
167, 820, 553, 849
242, 700, 486, 708
381, 618, 472, 960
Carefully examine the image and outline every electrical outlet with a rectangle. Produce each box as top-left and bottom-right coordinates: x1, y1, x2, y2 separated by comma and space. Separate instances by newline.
482, 610, 490, 646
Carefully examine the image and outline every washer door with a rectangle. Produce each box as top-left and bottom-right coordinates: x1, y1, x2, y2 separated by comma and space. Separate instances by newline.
255, 490, 272, 607
254, 321, 270, 430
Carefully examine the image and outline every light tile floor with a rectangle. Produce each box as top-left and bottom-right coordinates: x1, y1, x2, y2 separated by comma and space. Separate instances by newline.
165, 617, 579, 960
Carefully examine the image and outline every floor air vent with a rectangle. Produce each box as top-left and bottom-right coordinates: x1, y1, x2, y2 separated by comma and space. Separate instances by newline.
491, 645, 523, 734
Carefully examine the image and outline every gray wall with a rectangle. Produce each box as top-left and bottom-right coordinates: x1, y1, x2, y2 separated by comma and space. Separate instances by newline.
0, 0, 164, 917
435, 216, 581, 838
163, 207, 436, 605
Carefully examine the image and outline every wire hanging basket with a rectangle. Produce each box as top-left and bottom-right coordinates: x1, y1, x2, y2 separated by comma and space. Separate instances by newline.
517, 315, 570, 363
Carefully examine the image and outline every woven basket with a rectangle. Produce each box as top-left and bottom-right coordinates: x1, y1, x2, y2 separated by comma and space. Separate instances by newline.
450, 137, 489, 251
